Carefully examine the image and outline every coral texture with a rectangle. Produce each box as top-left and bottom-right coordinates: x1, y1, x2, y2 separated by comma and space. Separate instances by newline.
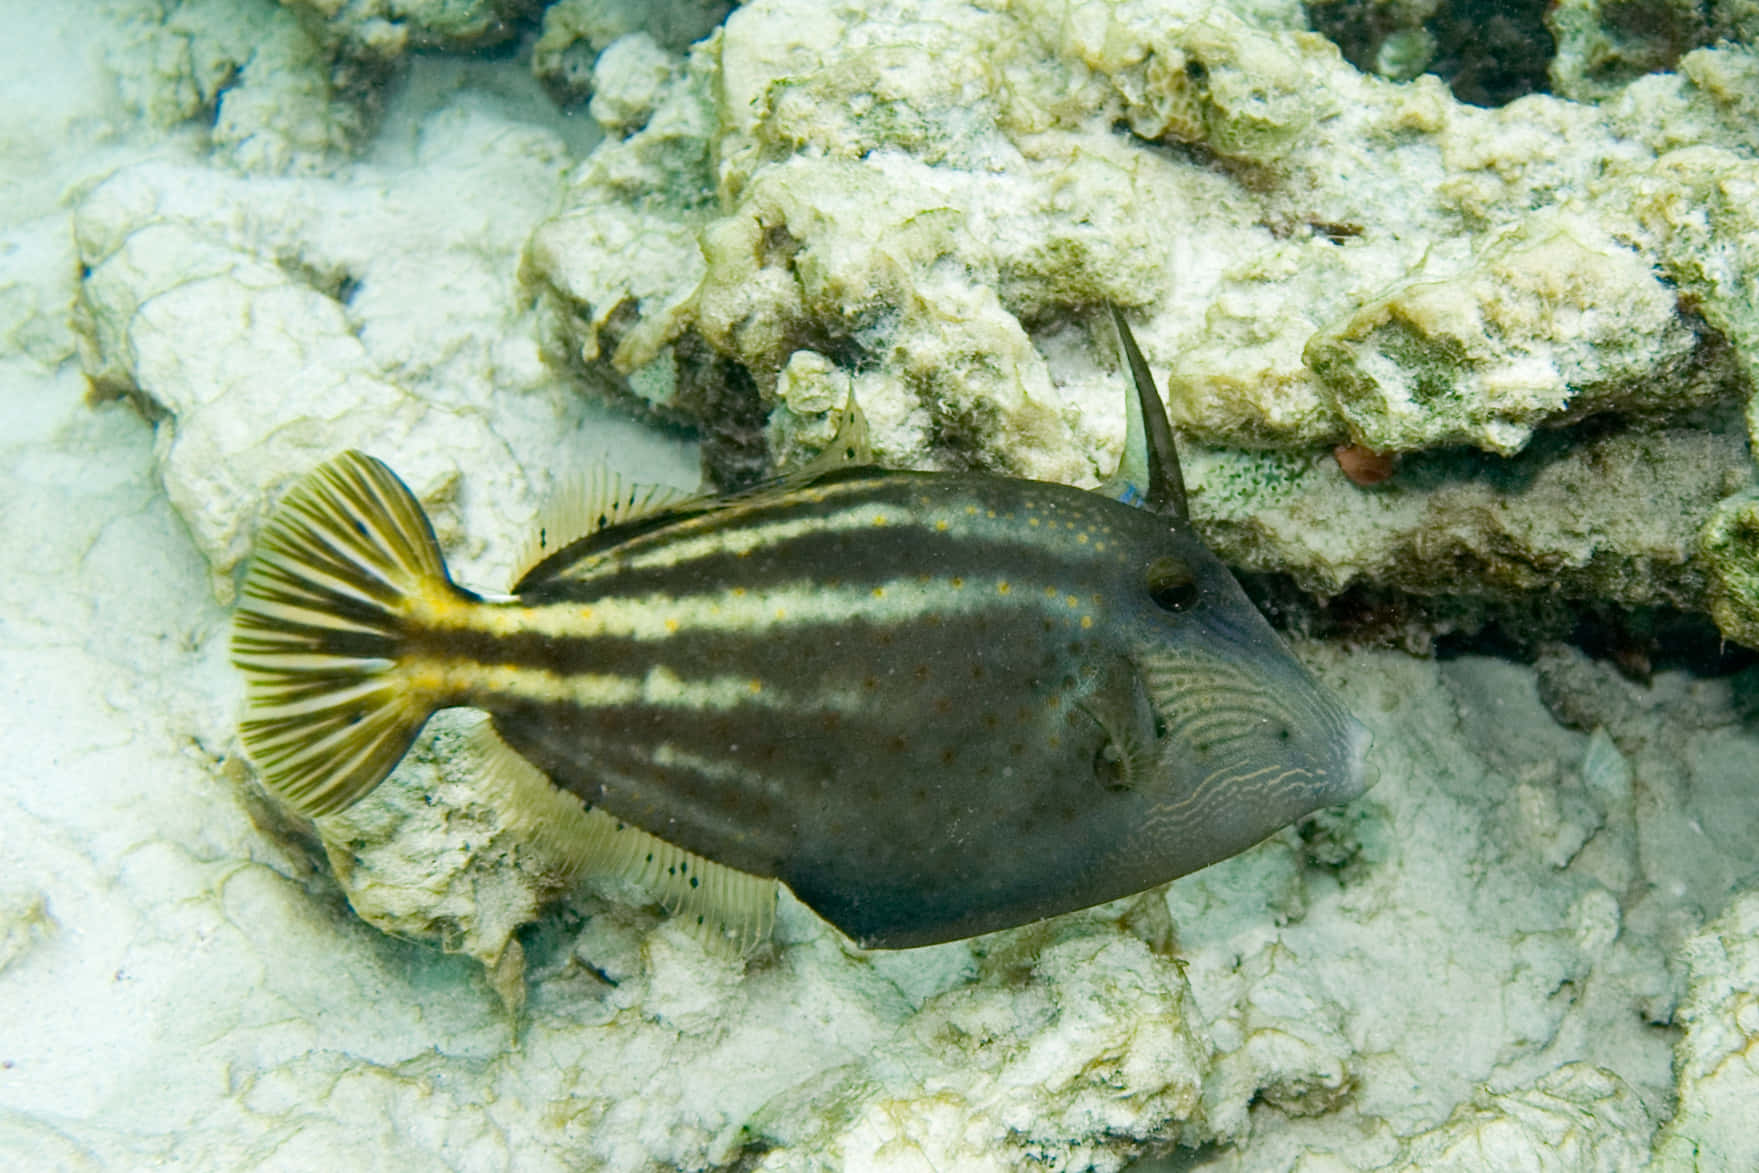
523, 0, 1758, 636
8, 0, 1756, 1168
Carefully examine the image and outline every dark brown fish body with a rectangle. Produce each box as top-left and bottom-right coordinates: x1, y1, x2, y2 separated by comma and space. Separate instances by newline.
231, 311, 1371, 949
476, 470, 1363, 946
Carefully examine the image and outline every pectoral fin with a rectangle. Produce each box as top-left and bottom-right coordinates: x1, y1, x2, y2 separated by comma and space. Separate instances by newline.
1073, 655, 1163, 792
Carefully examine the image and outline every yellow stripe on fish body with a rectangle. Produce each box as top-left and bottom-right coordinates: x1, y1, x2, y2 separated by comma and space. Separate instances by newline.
230, 311, 1371, 949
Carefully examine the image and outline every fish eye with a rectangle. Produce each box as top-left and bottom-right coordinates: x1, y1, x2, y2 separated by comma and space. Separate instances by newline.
1145, 556, 1198, 613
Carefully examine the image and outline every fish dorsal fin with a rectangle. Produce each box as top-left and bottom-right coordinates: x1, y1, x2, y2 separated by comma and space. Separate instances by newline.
513, 468, 694, 589
776, 389, 874, 490
514, 395, 871, 588
1102, 306, 1189, 523
642, 391, 877, 523
728, 391, 877, 505
463, 720, 778, 953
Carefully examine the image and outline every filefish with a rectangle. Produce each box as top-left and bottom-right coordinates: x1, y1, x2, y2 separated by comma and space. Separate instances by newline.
230, 308, 1371, 949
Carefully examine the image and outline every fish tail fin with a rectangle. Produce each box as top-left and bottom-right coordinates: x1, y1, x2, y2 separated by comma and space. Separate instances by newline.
230, 450, 460, 818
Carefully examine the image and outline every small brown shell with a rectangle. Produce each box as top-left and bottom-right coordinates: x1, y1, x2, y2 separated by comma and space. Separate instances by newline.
1333, 444, 1398, 486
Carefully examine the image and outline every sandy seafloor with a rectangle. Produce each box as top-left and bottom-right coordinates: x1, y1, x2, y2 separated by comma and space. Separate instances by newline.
2, 2, 1758, 1171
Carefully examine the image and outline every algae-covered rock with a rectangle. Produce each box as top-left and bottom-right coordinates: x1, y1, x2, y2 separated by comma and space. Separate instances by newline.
1303, 0, 1439, 82
1652, 891, 1759, 1170
1548, 0, 1702, 101
806, 930, 1211, 1169
1090, 6, 1335, 164
582, 32, 675, 133
528, 1, 1168, 485
103, 0, 355, 171
1174, 406, 1749, 611
1619, 139, 1759, 452
277, 0, 528, 64
43, 0, 1759, 1167
523, 0, 1754, 633
70, 127, 576, 588
532, 0, 1366, 486
1699, 489, 1759, 649
1549, 0, 1759, 102
1389, 1063, 1653, 1171
311, 714, 583, 1014
1306, 211, 1701, 456
531, 0, 731, 105
0, 890, 55, 977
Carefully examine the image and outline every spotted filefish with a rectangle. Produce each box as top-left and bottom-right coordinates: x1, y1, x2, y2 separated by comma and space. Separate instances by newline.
230, 308, 1371, 949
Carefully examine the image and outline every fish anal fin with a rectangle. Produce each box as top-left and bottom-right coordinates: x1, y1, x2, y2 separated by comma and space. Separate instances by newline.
465, 721, 778, 952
